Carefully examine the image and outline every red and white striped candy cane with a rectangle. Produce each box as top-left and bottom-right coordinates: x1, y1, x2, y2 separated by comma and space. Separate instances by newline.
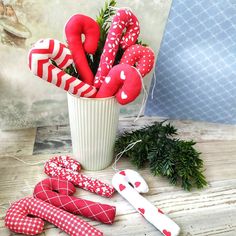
44, 155, 115, 198
112, 169, 180, 236
28, 38, 97, 97
94, 9, 140, 88
65, 14, 100, 85
96, 64, 142, 105
34, 177, 116, 224
5, 197, 103, 236
120, 44, 155, 77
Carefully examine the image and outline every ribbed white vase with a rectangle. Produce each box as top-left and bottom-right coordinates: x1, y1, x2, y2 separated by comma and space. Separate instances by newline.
67, 94, 120, 170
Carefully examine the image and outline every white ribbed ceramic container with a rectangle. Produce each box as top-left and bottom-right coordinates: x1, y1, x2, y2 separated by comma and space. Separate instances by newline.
67, 94, 120, 170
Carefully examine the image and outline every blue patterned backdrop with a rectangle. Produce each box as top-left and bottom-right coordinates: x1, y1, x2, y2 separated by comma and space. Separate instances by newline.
145, 0, 236, 124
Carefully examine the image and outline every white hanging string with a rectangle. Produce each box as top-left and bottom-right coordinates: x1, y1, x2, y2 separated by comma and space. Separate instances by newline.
108, 6, 133, 12
133, 67, 148, 123
112, 139, 142, 172
151, 66, 157, 99
0, 204, 8, 211
11, 156, 46, 166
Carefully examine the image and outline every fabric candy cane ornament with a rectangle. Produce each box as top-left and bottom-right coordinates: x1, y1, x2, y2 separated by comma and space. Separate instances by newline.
96, 64, 142, 105
94, 9, 140, 88
120, 44, 155, 77
65, 14, 100, 85
5, 197, 103, 236
44, 155, 115, 198
34, 177, 116, 224
112, 169, 180, 236
28, 38, 97, 97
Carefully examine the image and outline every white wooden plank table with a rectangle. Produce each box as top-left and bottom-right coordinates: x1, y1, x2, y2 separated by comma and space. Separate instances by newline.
0, 117, 236, 236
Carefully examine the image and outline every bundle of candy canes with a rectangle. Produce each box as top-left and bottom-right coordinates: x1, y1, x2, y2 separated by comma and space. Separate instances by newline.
28, 9, 155, 105
5, 155, 116, 236
5, 155, 180, 236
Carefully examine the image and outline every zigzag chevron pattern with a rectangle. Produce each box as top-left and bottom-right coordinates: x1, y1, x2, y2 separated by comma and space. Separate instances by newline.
28, 38, 97, 98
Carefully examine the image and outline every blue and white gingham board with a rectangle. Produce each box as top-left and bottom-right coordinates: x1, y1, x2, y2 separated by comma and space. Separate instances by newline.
145, 0, 236, 124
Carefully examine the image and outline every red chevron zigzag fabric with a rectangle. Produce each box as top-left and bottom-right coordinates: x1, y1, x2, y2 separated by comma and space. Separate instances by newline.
5, 197, 103, 236
44, 155, 115, 198
34, 177, 116, 224
28, 38, 97, 97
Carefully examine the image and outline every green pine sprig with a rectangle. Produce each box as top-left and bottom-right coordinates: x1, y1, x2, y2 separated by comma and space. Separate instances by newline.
88, 0, 117, 74
115, 121, 207, 191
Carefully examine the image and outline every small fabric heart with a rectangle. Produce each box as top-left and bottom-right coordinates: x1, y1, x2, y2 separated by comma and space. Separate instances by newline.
121, 91, 128, 99
158, 208, 164, 214
138, 208, 145, 215
119, 171, 126, 176
119, 184, 126, 191
163, 229, 171, 236
105, 76, 111, 84
134, 181, 141, 187
120, 70, 126, 80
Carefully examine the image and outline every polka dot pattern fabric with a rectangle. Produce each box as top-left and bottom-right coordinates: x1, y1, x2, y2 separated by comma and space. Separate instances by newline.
5, 197, 103, 236
94, 9, 140, 88
44, 155, 115, 198
120, 44, 155, 77
34, 177, 116, 224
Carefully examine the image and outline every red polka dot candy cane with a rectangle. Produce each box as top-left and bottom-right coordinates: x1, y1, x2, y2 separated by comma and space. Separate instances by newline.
65, 14, 100, 85
94, 9, 140, 88
5, 197, 103, 236
112, 169, 180, 236
120, 44, 155, 77
28, 38, 97, 98
34, 177, 116, 224
44, 155, 115, 198
96, 64, 142, 105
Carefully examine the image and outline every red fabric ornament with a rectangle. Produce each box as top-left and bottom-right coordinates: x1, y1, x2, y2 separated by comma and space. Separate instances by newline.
44, 155, 115, 198
28, 38, 97, 97
5, 197, 103, 236
34, 177, 116, 224
120, 44, 155, 77
96, 64, 142, 105
94, 9, 140, 88
65, 14, 100, 85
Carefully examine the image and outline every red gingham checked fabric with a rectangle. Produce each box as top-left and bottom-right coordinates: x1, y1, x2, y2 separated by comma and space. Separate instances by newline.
5, 197, 103, 236
44, 155, 115, 198
34, 177, 116, 224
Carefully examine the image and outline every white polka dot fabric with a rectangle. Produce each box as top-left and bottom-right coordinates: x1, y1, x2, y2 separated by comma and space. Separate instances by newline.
44, 155, 115, 198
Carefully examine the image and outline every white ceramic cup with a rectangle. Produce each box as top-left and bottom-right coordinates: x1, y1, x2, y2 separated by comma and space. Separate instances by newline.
67, 93, 120, 170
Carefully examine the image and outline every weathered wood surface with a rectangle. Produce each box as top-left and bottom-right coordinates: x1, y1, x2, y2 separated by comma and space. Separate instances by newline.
0, 117, 236, 235
33, 117, 236, 155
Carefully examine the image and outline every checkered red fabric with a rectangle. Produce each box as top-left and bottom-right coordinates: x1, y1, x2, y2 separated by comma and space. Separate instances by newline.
34, 177, 116, 224
5, 197, 103, 236
44, 155, 115, 198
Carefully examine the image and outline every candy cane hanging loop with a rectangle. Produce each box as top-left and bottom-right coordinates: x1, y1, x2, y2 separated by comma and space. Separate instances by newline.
28, 38, 97, 98
112, 169, 180, 236
94, 9, 140, 88
34, 177, 116, 224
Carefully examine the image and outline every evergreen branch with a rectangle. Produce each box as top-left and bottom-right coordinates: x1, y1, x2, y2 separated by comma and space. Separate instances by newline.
90, 0, 117, 74
115, 122, 207, 191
